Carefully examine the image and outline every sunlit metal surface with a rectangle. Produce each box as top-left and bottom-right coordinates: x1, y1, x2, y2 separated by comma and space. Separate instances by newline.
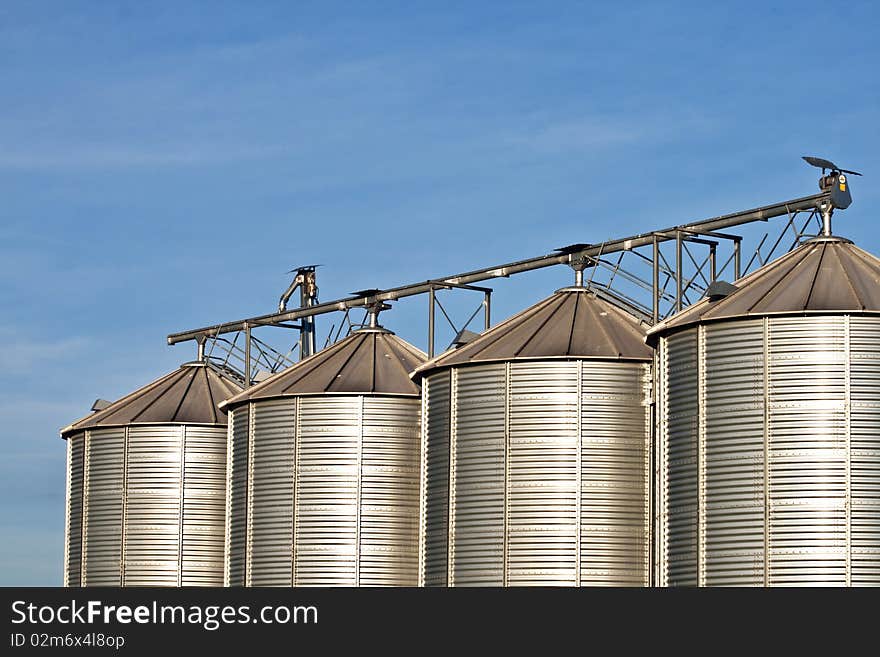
223, 328, 425, 587
81, 428, 125, 586
62, 362, 239, 587
65, 425, 228, 587
657, 316, 880, 586
225, 396, 421, 586
63, 435, 84, 587
420, 359, 651, 586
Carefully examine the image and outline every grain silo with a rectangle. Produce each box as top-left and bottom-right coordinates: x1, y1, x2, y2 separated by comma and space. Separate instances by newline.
61, 360, 241, 587
220, 318, 426, 587
650, 235, 880, 586
414, 284, 653, 586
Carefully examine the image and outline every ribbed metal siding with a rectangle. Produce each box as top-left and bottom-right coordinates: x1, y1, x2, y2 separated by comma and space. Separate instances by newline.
662, 333, 699, 586
295, 397, 361, 586
452, 365, 506, 586
290, 396, 422, 586
248, 399, 296, 586
581, 362, 650, 586
65, 434, 85, 586
703, 320, 765, 586
227, 395, 421, 586
360, 397, 420, 585
123, 427, 182, 586
660, 315, 880, 586
181, 426, 227, 586
70, 425, 228, 587
421, 372, 451, 586
226, 408, 250, 586
768, 317, 847, 585
421, 360, 650, 587
82, 428, 125, 586
850, 317, 880, 584
508, 361, 578, 586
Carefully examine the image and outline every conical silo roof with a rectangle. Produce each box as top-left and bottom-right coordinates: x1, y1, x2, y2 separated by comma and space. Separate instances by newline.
414, 287, 651, 378
220, 328, 427, 409
61, 361, 242, 437
647, 235, 880, 343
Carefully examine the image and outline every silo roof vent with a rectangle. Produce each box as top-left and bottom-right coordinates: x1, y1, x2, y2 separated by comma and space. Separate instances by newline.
704, 280, 739, 300
452, 328, 481, 348
61, 361, 242, 437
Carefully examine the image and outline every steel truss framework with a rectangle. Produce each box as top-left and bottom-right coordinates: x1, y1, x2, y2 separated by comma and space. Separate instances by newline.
169, 190, 836, 386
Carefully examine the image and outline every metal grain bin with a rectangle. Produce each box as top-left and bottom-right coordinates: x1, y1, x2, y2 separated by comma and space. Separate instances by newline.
220, 326, 426, 587
414, 286, 653, 586
649, 235, 880, 586
61, 361, 241, 587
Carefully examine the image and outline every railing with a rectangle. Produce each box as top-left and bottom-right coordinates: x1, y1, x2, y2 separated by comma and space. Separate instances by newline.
169, 188, 835, 384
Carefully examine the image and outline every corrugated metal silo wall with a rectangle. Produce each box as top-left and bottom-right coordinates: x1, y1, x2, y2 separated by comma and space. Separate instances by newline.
225, 395, 421, 587
658, 315, 880, 586
64, 435, 85, 586
420, 372, 451, 587
225, 409, 249, 587
64, 425, 227, 587
420, 360, 652, 586
82, 428, 125, 586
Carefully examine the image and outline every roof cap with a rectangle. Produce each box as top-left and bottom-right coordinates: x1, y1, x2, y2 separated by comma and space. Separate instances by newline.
413, 287, 651, 378
220, 329, 427, 408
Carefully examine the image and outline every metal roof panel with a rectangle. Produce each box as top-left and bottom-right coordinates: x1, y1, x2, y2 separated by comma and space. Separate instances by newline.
221, 329, 426, 407
61, 362, 242, 436
648, 237, 880, 341
414, 288, 651, 377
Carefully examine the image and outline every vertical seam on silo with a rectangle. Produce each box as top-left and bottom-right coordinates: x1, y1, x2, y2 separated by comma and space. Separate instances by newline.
503, 362, 510, 587
121, 426, 129, 586
659, 342, 668, 587
75, 437, 84, 586
64, 437, 72, 586
292, 399, 300, 586
763, 317, 770, 588
83, 432, 90, 585
223, 414, 233, 587
448, 368, 457, 587
575, 360, 582, 586
845, 315, 852, 587
654, 349, 662, 587
178, 426, 186, 587
246, 402, 254, 586
698, 325, 706, 587
356, 396, 364, 586
418, 379, 428, 587
664, 340, 671, 588
645, 361, 653, 587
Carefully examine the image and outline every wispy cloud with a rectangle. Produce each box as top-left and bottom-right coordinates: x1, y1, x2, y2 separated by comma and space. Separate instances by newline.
0, 32, 359, 171
508, 116, 647, 153
0, 142, 288, 171
0, 329, 91, 375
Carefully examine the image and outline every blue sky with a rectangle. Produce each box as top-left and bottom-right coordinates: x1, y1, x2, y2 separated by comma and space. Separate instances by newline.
1, 1, 877, 585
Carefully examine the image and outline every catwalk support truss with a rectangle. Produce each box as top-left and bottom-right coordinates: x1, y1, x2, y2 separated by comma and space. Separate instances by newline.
169, 187, 841, 387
